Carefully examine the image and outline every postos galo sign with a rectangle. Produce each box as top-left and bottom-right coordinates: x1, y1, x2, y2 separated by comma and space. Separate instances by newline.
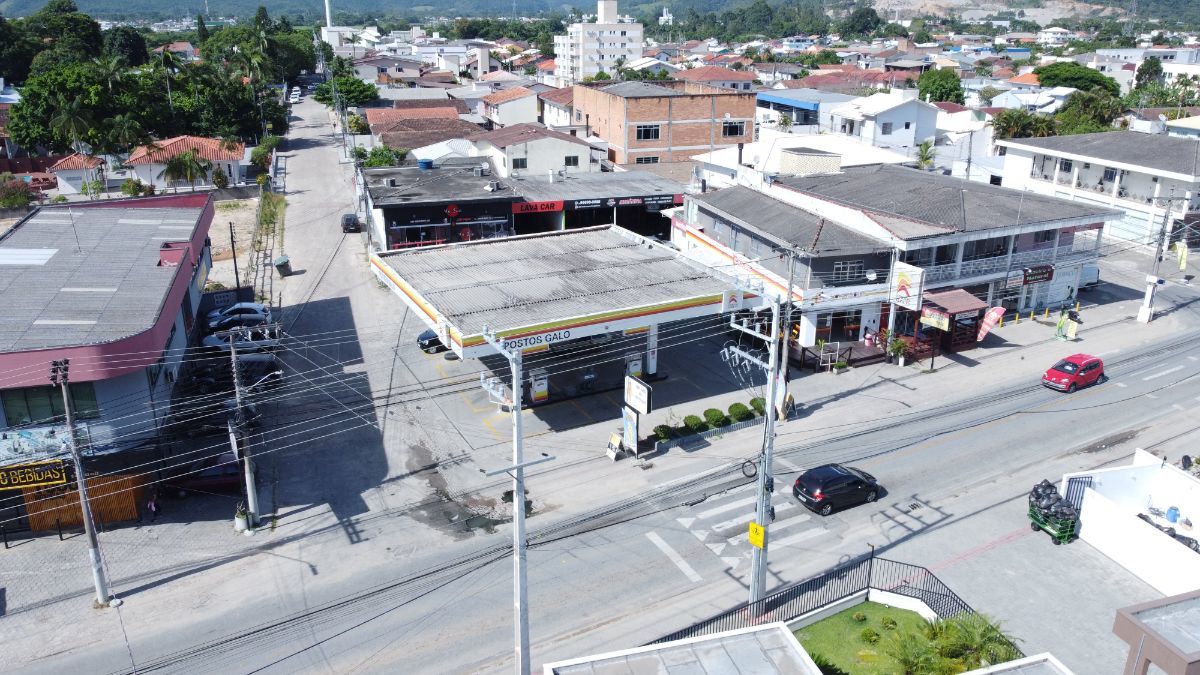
503, 330, 572, 350
0, 459, 69, 490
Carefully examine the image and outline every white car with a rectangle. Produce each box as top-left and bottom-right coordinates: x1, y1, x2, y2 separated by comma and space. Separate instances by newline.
289, 95, 300, 104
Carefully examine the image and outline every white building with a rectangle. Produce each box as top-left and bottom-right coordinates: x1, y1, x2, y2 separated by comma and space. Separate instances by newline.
658, 7, 673, 26
481, 86, 539, 128
124, 136, 248, 191
469, 123, 601, 178
828, 91, 939, 154
997, 132, 1200, 245
553, 0, 644, 87
1036, 27, 1072, 47
1166, 116, 1200, 139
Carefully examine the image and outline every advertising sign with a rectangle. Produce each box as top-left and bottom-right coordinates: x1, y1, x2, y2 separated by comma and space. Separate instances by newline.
1023, 265, 1054, 285
624, 375, 653, 415
568, 194, 677, 210
920, 306, 950, 331
748, 521, 765, 549
530, 369, 549, 403
1176, 241, 1188, 271
502, 329, 572, 351
0, 459, 68, 490
512, 200, 564, 214
622, 406, 639, 455
1005, 269, 1025, 289
977, 306, 1006, 341
889, 262, 924, 311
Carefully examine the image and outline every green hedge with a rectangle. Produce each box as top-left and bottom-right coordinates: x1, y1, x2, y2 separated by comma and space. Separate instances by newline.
728, 402, 753, 422
703, 408, 729, 427
750, 397, 766, 415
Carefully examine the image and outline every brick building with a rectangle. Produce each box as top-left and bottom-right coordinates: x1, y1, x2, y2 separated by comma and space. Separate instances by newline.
571, 81, 755, 165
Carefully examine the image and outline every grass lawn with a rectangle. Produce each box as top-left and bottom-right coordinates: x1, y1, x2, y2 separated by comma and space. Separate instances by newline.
793, 601, 928, 674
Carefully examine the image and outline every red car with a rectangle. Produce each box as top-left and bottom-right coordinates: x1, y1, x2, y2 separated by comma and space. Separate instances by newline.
1042, 354, 1105, 393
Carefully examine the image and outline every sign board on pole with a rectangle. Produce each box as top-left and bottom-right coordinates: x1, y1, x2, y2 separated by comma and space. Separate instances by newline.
0, 459, 68, 490
919, 307, 950, 331
889, 262, 924, 311
622, 406, 639, 456
624, 375, 653, 414
1005, 269, 1025, 289
748, 521, 765, 549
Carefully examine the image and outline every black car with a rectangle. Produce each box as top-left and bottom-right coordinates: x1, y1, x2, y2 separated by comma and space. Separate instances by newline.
341, 213, 360, 233
793, 463, 881, 516
417, 328, 446, 353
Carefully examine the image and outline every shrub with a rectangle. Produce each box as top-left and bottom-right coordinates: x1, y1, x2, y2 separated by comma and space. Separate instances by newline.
833, 360, 848, 370
347, 113, 369, 135
728, 402, 753, 422
860, 627, 880, 644
808, 652, 851, 675
881, 617, 897, 630
703, 408, 729, 427
0, 178, 36, 208
140, 183, 156, 196
51, 194, 68, 203
351, 145, 368, 161
653, 424, 673, 441
211, 166, 229, 189
683, 415, 705, 433
852, 611, 868, 622
750, 397, 765, 415
120, 177, 143, 197
256, 173, 270, 187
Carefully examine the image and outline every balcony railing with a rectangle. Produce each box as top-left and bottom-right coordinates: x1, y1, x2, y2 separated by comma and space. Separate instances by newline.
922, 245, 1093, 283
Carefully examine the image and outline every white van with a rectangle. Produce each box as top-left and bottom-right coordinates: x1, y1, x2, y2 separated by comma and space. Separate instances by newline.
1078, 263, 1100, 290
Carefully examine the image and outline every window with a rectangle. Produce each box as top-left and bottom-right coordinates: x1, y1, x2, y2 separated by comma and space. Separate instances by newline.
1034, 230, 1057, 244
635, 156, 660, 164
511, 157, 528, 170
722, 121, 745, 137
832, 260, 864, 282
881, 122, 894, 135
377, 67, 388, 74
904, 121, 912, 130
1060, 159, 1073, 173
1103, 167, 1117, 182
742, 83, 750, 90
635, 124, 660, 141
564, 155, 579, 167
1, 383, 99, 425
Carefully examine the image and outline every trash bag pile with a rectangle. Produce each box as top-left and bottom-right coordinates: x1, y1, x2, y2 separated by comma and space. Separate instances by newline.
1136, 513, 1200, 554
1029, 480, 1078, 521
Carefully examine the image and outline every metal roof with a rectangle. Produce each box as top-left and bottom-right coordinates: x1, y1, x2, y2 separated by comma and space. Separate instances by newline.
513, 170, 683, 202
775, 165, 1122, 240
373, 226, 733, 357
756, 88, 855, 111
599, 81, 686, 98
692, 186, 887, 255
0, 202, 206, 353
997, 131, 1200, 179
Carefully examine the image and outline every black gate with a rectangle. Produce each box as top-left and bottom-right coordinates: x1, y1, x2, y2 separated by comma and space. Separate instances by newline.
1065, 475, 1093, 512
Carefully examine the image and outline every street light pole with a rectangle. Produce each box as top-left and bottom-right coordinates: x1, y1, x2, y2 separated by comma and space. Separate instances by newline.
748, 299, 781, 605
1138, 194, 1187, 323
226, 328, 259, 525
51, 359, 118, 608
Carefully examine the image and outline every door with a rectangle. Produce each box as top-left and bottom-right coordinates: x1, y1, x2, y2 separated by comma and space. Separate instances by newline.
1081, 361, 1100, 385
825, 477, 853, 507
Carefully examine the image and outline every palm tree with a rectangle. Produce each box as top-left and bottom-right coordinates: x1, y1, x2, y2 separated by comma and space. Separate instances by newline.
1029, 115, 1057, 137
158, 150, 213, 192
51, 95, 101, 197
916, 139, 935, 170
885, 630, 946, 675
937, 614, 1022, 668
93, 54, 127, 93
102, 113, 147, 163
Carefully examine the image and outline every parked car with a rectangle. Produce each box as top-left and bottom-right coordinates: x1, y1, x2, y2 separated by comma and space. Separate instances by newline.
167, 452, 250, 497
207, 302, 272, 331
417, 328, 446, 353
201, 327, 280, 353
237, 353, 284, 389
208, 313, 270, 334
1042, 353, 1105, 393
793, 463, 881, 516
341, 213, 360, 233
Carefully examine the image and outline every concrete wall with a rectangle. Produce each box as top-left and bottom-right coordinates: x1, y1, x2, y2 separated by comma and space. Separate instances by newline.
1078, 487, 1200, 596
488, 95, 538, 127
477, 137, 594, 178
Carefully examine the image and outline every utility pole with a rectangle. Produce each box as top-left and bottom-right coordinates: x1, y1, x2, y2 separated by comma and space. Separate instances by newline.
479, 331, 556, 675
51, 359, 119, 609
230, 221, 241, 289
1138, 194, 1187, 323
226, 328, 260, 525
747, 299, 781, 605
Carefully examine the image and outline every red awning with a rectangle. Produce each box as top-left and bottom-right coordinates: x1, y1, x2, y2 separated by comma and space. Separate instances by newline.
923, 289, 988, 315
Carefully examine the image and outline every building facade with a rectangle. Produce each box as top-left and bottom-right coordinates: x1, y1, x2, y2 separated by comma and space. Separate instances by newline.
553, 0, 644, 87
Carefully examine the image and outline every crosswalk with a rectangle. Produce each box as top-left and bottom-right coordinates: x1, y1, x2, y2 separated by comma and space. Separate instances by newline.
675, 484, 832, 574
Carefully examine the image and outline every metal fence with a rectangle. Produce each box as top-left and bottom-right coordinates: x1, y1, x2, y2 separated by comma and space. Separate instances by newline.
651, 554, 1018, 653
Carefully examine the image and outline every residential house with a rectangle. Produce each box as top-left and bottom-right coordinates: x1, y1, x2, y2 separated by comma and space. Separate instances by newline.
353, 55, 425, 84
571, 80, 755, 164
365, 106, 462, 138
625, 56, 681, 78
755, 88, 855, 130
673, 65, 757, 91
990, 86, 1076, 114
751, 62, 806, 83
1166, 116, 1200, 139
125, 136, 247, 190
539, 87, 587, 136
1037, 27, 1072, 47
378, 118, 486, 152
997, 131, 1200, 245
48, 153, 105, 194
535, 59, 558, 86
468, 123, 601, 178
553, 0, 644, 87
828, 91, 939, 153
481, 86, 538, 128
153, 41, 199, 63
0, 195, 214, 452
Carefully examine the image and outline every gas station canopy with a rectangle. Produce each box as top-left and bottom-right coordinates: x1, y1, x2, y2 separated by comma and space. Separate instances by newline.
371, 226, 742, 358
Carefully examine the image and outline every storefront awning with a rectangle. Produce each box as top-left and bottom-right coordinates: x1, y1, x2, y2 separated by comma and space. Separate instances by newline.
923, 288, 988, 316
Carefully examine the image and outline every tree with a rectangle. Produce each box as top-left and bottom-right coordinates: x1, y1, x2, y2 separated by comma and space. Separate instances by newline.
24, 0, 103, 62
992, 108, 1051, 140
50, 93, 93, 153
0, 13, 40, 83
913, 29, 934, 44
1135, 56, 1163, 90
0, 173, 36, 209
158, 149, 213, 192
935, 614, 1022, 668
1056, 89, 1121, 135
978, 86, 1002, 105
197, 15, 209, 43
917, 68, 964, 104
885, 631, 946, 675
92, 54, 126, 92
916, 140, 935, 170
840, 8, 882, 36
1034, 62, 1120, 97
313, 77, 379, 108
778, 115, 793, 132
102, 26, 148, 67
363, 146, 407, 167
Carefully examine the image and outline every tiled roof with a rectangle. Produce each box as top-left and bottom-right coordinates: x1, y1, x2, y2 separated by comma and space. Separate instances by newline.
539, 87, 574, 107
474, 123, 591, 149
1009, 72, 1040, 85
673, 65, 757, 82
394, 98, 470, 114
934, 101, 969, 113
153, 41, 195, 54
379, 118, 485, 150
126, 136, 245, 165
48, 153, 104, 171
537, 59, 556, 71
481, 86, 535, 106
482, 70, 522, 82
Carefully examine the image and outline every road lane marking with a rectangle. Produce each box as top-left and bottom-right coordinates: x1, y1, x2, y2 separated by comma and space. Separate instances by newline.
645, 532, 702, 582
1190, 356, 1198, 362
771, 527, 830, 548
697, 495, 757, 520
1146, 394, 1158, 399
775, 456, 804, 474
710, 502, 794, 532
676, 517, 696, 528
1144, 366, 1185, 381
1116, 382, 1128, 388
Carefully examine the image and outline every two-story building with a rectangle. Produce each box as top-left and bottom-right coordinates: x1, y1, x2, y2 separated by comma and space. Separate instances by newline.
754, 88, 855, 131
571, 80, 755, 164
469, 124, 601, 177
673, 65, 758, 91
539, 87, 587, 136
481, 87, 539, 128
997, 132, 1200, 245
353, 54, 425, 84
827, 91, 939, 154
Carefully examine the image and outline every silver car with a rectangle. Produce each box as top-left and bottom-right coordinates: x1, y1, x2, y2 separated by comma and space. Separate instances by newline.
207, 302, 272, 330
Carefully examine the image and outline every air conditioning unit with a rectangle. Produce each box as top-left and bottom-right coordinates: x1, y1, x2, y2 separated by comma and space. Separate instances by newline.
486, 180, 500, 191
386, 178, 397, 187
473, 167, 484, 177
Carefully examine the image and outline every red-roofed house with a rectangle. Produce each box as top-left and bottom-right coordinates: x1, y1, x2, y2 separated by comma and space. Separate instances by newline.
48, 153, 104, 194
481, 86, 538, 128
153, 41, 200, 63
674, 65, 758, 91
126, 135, 247, 190
365, 107, 461, 136
1008, 71, 1040, 88
934, 101, 969, 113
469, 123, 599, 177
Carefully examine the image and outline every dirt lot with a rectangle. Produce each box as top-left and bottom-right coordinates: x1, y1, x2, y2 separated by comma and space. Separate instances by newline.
208, 198, 259, 288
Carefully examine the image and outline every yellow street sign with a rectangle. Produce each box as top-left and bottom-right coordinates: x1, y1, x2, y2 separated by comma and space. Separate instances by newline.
748, 521, 765, 549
